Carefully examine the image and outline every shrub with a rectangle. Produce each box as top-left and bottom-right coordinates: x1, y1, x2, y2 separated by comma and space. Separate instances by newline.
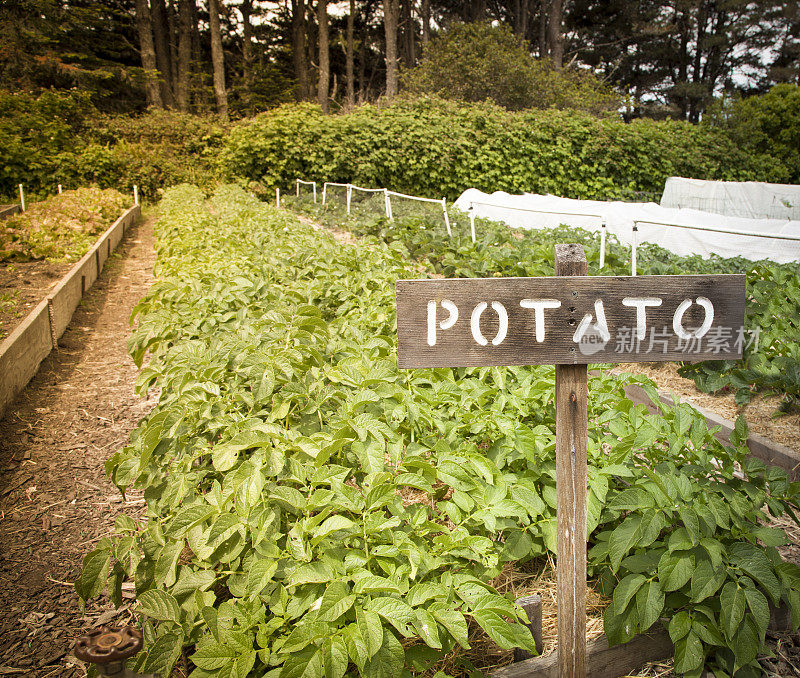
220, 98, 785, 201
402, 22, 620, 114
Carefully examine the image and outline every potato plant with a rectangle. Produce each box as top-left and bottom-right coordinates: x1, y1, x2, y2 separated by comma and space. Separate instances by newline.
78, 185, 800, 677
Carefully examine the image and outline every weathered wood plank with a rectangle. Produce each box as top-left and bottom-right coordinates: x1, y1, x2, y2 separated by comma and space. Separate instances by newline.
514, 595, 544, 662
554, 244, 588, 678
0, 204, 21, 221
491, 629, 674, 678
396, 274, 745, 367
0, 300, 52, 416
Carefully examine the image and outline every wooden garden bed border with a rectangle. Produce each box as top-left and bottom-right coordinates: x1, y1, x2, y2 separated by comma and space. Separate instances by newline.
492, 594, 792, 678
0, 204, 141, 421
0, 204, 21, 221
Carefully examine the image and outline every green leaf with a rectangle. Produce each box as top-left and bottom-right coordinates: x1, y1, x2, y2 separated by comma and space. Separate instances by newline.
674, 630, 704, 673
363, 628, 404, 678
743, 587, 770, 641
658, 551, 694, 592
356, 608, 384, 660
313, 515, 357, 539
727, 543, 782, 605
138, 589, 181, 623
142, 633, 183, 674
75, 548, 111, 602
690, 560, 725, 602
429, 603, 470, 648
192, 635, 239, 670
720, 582, 746, 640
366, 597, 415, 636
166, 504, 216, 537
608, 514, 642, 571
668, 611, 691, 643
635, 580, 665, 632
472, 609, 537, 653
611, 574, 646, 615
246, 558, 277, 600
733, 616, 760, 672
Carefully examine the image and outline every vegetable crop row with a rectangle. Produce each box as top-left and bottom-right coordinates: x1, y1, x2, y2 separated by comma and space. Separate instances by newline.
288, 191, 800, 414
79, 185, 800, 678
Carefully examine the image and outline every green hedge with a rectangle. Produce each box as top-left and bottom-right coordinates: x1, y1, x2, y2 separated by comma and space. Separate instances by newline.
0, 90, 224, 202
220, 98, 786, 201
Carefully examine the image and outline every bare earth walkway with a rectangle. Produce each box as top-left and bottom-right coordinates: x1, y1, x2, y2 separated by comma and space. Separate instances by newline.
0, 217, 157, 676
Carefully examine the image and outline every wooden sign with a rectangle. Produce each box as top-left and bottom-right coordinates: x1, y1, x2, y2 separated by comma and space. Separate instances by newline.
396, 273, 745, 368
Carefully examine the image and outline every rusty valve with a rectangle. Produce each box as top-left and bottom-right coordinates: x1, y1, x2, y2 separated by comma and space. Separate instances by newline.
74, 625, 143, 664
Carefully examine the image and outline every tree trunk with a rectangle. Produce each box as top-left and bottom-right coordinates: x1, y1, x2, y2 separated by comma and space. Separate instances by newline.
135, 0, 163, 107
547, 0, 563, 69
306, 2, 316, 97
317, 0, 329, 112
421, 0, 430, 45
208, 0, 228, 120
168, 0, 179, 91
538, 0, 549, 59
151, 0, 176, 106
515, 0, 530, 43
383, 0, 399, 98
346, 0, 355, 107
242, 0, 254, 111
291, 0, 309, 100
401, 0, 415, 67
175, 0, 192, 111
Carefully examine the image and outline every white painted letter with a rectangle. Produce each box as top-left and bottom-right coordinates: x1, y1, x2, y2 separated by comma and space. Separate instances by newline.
470, 301, 508, 346
622, 297, 662, 340
427, 299, 459, 346
573, 299, 610, 343
673, 296, 714, 340
520, 299, 562, 342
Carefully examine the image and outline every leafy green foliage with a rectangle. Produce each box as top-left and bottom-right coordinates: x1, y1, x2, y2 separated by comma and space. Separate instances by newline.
294, 192, 800, 413
220, 98, 787, 203
706, 84, 800, 184
402, 22, 619, 114
0, 187, 129, 262
78, 185, 800, 677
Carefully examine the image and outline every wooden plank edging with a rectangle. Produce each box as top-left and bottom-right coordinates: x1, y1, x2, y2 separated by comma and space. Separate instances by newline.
0, 204, 141, 421
0, 205, 21, 221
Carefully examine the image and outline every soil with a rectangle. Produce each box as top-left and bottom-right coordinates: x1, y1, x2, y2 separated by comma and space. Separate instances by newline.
0, 260, 70, 341
0, 216, 157, 676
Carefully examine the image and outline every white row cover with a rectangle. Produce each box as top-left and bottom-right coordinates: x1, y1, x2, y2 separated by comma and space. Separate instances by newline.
453, 189, 800, 264
661, 177, 800, 221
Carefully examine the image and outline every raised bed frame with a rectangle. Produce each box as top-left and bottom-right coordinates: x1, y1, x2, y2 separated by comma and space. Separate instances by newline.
0, 204, 141, 420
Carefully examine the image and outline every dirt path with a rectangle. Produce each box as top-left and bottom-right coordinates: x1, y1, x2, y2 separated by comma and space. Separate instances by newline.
0, 216, 157, 676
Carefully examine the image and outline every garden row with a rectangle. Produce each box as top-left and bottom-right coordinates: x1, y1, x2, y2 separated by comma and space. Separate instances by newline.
287, 190, 800, 415
4, 86, 800, 203
79, 185, 800, 678
0, 188, 139, 419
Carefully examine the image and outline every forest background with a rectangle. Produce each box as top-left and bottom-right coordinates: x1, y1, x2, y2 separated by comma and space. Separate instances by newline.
1, 0, 799, 202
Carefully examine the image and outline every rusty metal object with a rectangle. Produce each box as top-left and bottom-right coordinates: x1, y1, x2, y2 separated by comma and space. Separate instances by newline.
74, 625, 142, 665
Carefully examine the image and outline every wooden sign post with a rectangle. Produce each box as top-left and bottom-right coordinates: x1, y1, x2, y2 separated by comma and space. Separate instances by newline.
396, 244, 745, 678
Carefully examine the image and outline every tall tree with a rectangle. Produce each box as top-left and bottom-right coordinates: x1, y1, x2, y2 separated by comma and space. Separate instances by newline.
291, 0, 310, 100
135, 0, 163, 107
345, 0, 355, 107
421, 0, 430, 45
547, 0, 563, 68
175, 0, 192, 111
383, 0, 399, 97
208, 0, 228, 119
241, 0, 255, 109
317, 0, 329, 112
400, 0, 415, 67
151, 0, 176, 105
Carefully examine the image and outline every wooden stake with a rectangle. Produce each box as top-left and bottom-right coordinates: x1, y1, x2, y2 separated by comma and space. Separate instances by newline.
554, 243, 588, 678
